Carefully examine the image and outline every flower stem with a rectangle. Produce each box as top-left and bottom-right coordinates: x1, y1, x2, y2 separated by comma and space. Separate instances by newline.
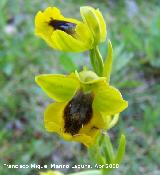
89, 46, 104, 76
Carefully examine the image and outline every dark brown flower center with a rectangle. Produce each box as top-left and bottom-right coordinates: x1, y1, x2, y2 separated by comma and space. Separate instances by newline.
64, 91, 93, 135
48, 18, 76, 35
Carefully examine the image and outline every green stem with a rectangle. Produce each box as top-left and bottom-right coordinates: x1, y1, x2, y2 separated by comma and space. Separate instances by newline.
102, 168, 110, 175
89, 46, 104, 76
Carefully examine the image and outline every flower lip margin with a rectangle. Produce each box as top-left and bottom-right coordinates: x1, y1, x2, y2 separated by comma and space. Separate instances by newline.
44, 101, 102, 147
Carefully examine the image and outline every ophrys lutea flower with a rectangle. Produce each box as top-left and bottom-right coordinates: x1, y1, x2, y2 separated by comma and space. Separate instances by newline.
35, 6, 107, 52
35, 7, 94, 52
35, 70, 128, 147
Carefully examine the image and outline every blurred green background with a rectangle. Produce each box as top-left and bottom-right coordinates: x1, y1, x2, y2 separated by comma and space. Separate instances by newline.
0, 0, 160, 175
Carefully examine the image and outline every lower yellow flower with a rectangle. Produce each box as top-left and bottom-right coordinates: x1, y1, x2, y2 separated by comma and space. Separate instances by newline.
40, 170, 63, 175
35, 70, 128, 147
35, 7, 93, 52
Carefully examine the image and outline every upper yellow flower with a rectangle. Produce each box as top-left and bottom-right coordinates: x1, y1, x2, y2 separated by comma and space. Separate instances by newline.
35, 6, 107, 52
35, 7, 94, 52
35, 70, 128, 147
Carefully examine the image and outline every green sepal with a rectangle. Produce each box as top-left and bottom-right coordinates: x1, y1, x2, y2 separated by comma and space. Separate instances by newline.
93, 85, 128, 115
35, 74, 80, 102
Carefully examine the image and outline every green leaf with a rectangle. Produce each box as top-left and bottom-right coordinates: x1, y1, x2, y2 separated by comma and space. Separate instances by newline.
103, 134, 115, 163
103, 40, 113, 83
90, 47, 104, 76
114, 134, 126, 164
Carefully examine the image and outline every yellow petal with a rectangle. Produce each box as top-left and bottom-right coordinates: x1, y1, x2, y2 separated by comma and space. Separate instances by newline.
51, 30, 90, 52
35, 11, 53, 43
43, 7, 63, 21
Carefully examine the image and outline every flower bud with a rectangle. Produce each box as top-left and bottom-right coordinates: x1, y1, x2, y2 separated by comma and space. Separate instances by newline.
80, 6, 107, 45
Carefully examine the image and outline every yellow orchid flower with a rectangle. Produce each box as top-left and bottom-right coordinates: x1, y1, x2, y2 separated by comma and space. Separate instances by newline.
80, 6, 107, 45
40, 170, 63, 175
35, 7, 94, 52
35, 70, 128, 147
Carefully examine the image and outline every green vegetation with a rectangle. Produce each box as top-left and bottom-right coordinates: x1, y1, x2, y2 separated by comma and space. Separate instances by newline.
0, 0, 160, 175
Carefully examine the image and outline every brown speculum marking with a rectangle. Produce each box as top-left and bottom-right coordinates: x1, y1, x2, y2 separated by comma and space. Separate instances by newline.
48, 18, 76, 35
64, 91, 94, 135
